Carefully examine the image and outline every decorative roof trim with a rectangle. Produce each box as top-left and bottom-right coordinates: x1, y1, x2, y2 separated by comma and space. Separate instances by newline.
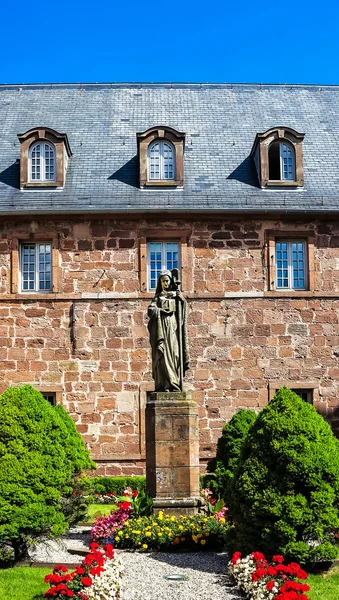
17, 127, 72, 156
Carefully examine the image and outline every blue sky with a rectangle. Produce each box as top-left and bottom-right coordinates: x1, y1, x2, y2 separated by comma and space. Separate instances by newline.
0, 0, 338, 84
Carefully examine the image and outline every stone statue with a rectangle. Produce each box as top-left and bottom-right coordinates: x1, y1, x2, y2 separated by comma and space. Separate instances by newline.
148, 269, 189, 392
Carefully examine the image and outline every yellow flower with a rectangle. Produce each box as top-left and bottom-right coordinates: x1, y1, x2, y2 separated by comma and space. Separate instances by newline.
170, 516, 176, 522
142, 544, 148, 549
192, 534, 198, 543
181, 537, 186, 542
205, 532, 210, 537
178, 525, 184, 530
197, 533, 202, 539
145, 531, 151, 537
200, 539, 206, 545
220, 517, 226, 524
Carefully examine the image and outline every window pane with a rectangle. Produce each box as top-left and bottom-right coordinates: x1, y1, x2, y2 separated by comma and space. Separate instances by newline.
275, 241, 289, 288
282, 143, 295, 180
31, 144, 41, 180
45, 144, 55, 180
38, 243, 52, 291
21, 244, 35, 290
163, 142, 174, 180
149, 143, 160, 180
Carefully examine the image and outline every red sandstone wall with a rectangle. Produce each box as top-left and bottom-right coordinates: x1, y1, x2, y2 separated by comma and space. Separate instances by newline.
0, 216, 339, 475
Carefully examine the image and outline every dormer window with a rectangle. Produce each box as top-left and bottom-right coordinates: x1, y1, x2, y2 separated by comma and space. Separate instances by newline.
148, 140, 175, 181
17, 127, 72, 189
29, 142, 56, 182
137, 126, 185, 187
268, 140, 295, 181
251, 127, 304, 188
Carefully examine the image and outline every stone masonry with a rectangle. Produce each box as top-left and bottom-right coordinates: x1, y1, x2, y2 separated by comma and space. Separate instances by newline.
1, 215, 339, 475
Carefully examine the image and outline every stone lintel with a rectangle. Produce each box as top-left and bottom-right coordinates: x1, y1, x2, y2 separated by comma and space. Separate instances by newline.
153, 496, 202, 516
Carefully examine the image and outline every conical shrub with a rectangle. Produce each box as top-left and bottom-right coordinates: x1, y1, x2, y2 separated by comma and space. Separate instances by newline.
230, 387, 339, 563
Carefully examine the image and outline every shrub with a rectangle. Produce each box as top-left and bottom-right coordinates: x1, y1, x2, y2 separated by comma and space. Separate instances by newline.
114, 511, 229, 551
206, 409, 257, 500
0, 385, 95, 560
229, 388, 339, 563
80, 475, 146, 496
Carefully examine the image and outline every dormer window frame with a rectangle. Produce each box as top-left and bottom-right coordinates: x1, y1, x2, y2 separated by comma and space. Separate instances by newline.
251, 127, 305, 188
17, 127, 72, 190
137, 126, 185, 187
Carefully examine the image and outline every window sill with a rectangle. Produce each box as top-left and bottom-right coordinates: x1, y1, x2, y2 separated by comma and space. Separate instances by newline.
263, 180, 303, 188
23, 182, 60, 188
143, 180, 183, 187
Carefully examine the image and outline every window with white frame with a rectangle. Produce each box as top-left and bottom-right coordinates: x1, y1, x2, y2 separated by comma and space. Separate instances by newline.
275, 240, 307, 290
29, 142, 56, 182
268, 140, 295, 181
20, 242, 52, 291
147, 241, 180, 290
41, 392, 56, 406
148, 141, 175, 181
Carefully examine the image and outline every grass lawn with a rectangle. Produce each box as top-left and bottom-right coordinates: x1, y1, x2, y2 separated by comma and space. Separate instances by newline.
308, 570, 339, 600
87, 503, 116, 521
0, 567, 49, 600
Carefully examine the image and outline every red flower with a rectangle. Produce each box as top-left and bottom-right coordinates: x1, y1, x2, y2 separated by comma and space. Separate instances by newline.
272, 554, 284, 563
132, 490, 139, 497
231, 551, 241, 564
89, 542, 100, 551
266, 580, 276, 591
116, 500, 131, 510
53, 564, 68, 573
81, 577, 93, 587
75, 567, 85, 575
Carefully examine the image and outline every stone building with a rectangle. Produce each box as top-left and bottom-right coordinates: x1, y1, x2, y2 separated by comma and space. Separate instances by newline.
1, 82, 339, 476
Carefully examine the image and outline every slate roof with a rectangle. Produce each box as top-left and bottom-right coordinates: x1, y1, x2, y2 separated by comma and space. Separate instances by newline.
1, 82, 339, 215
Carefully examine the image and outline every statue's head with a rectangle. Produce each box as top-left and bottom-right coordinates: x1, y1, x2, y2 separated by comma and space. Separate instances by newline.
155, 270, 175, 294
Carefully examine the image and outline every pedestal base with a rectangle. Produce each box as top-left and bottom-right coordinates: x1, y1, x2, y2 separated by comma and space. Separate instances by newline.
146, 391, 200, 515
153, 496, 202, 516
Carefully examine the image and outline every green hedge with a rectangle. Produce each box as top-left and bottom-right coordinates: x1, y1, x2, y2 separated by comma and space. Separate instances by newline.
80, 476, 146, 495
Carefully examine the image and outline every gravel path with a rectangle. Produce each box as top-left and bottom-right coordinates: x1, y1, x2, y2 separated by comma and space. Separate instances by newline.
30, 528, 243, 599
120, 551, 242, 600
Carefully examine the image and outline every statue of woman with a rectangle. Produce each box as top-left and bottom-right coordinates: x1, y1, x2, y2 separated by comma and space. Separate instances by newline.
147, 270, 189, 392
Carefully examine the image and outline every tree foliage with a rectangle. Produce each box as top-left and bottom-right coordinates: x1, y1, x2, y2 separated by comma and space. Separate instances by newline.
207, 408, 257, 500
229, 388, 339, 563
0, 385, 95, 560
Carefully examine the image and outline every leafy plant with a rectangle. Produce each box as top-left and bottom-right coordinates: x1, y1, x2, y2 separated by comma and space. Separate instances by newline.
229, 387, 339, 563
129, 489, 153, 517
207, 408, 257, 501
0, 385, 95, 561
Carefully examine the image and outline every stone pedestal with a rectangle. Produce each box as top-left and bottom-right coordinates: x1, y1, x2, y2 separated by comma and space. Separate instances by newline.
146, 391, 201, 515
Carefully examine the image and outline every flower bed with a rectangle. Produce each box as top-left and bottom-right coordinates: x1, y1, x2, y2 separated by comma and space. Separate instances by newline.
229, 551, 311, 600
92, 508, 229, 551
42, 542, 123, 599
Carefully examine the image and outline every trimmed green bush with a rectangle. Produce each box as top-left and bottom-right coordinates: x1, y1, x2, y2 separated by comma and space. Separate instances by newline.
229, 387, 339, 563
0, 385, 95, 560
80, 475, 146, 496
206, 409, 257, 500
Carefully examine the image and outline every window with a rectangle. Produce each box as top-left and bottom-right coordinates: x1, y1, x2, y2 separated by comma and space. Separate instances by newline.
292, 389, 313, 404
275, 240, 307, 290
20, 242, 52, 292
136, 126, 185, 187
147, 241, 180, 290
17, 127, 72, 189
29, 142, 56, 182
269, 141, 295, 181
251, 127, 304, 187
42, 392, 56, 406
148, 141, 175, 181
